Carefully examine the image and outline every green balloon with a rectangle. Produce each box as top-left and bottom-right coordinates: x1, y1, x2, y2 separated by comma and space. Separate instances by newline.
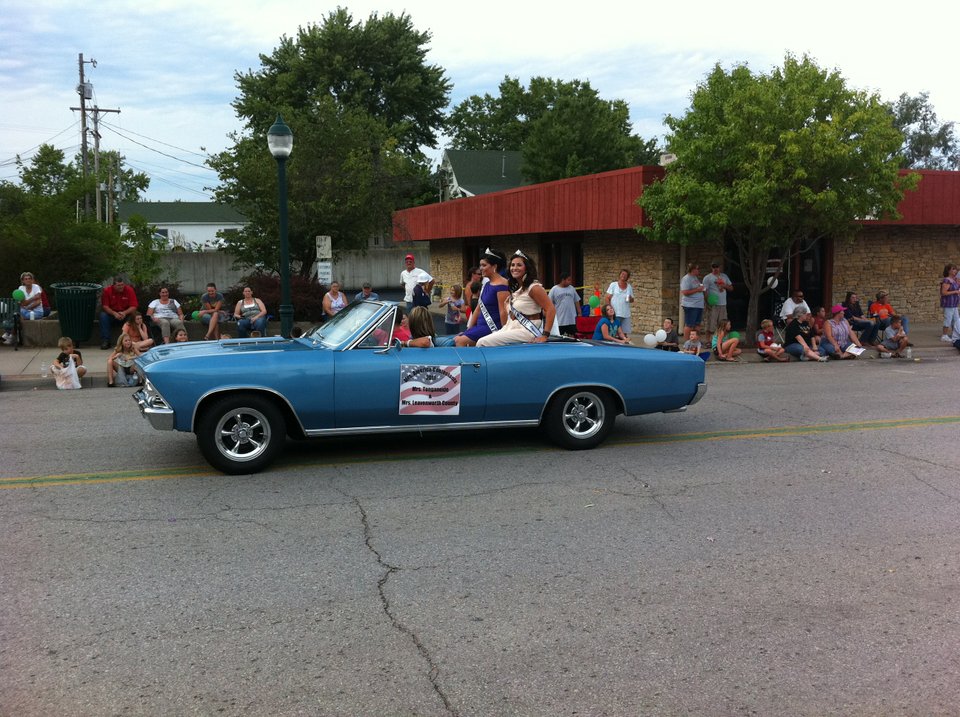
728, 331, 740, 339
588, 295, 601, 308
192, 310, 200, 320
707, 293, 718, 306
12, 289, 25, 301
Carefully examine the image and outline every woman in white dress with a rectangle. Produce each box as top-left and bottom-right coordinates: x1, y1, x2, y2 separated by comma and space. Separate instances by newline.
476, 250, 556, 346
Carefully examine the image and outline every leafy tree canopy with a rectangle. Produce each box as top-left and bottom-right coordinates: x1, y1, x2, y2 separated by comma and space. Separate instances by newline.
447, 76, 660, 183
638, 54, 917, 335
215, 8, 449, 274
889, 91, 959, 170
233, 7, 450, 156
2, 145, 149, 292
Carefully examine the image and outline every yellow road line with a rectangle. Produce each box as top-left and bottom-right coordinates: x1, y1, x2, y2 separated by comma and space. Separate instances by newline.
3, 415, 958, 489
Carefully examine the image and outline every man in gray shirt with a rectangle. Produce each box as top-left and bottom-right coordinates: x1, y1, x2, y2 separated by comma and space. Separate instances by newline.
354, 282, 380, 302
680, 263, 706, 341
702, 261, 733, 345
548, 273, 582, 336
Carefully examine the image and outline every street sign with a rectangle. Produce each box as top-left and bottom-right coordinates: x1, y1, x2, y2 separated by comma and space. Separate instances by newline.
316, 261, 333, 285
315, 235, 332, 259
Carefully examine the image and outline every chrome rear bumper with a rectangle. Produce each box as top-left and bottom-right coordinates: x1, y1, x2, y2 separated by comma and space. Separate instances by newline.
663, 382, 708, 413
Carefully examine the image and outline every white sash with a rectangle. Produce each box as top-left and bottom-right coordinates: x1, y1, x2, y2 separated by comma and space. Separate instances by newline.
478, 284, 499, 332
510, 306, 543, 337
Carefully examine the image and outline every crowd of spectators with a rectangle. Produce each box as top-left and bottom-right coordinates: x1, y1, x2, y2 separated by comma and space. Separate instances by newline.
11, 257, 960, 390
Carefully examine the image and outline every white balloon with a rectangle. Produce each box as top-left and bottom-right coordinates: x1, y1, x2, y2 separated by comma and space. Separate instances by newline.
643, 333, 657, 347
655, 329, 667, 342
767, 276, 778, 289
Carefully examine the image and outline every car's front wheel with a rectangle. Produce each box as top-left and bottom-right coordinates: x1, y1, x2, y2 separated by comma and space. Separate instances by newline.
544, 388, 616, 450
196, 394, 286, 474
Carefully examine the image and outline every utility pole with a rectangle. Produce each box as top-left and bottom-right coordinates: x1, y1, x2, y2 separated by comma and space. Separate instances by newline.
90, 106, 120, 221
71, 54, 120, 222
75, 54, 95, 217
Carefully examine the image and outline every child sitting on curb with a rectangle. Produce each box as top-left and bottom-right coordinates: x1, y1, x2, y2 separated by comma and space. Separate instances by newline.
880, 315, 909, 357
51, 336, 86, 389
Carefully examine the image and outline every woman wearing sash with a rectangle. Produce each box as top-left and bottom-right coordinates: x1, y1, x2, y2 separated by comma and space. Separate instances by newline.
455, 249, 510, 347
477, 250, 556, 347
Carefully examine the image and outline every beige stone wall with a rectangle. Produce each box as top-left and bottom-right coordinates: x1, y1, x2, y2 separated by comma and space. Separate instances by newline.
425, 242, 464, 295
833, 227, 960, 323
581, 233, 721, 333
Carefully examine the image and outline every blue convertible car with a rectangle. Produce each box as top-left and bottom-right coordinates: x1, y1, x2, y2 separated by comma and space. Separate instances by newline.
134, 300, 706, 474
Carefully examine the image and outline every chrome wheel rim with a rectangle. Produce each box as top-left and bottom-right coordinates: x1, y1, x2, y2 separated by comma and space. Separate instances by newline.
215, 407, 271, 462
561, 391, 605, 440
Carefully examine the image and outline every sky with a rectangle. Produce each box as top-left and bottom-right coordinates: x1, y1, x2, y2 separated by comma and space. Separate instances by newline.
2, 0, 958, 202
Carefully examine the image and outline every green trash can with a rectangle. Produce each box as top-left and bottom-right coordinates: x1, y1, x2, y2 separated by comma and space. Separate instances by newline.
51, 282, 102, 346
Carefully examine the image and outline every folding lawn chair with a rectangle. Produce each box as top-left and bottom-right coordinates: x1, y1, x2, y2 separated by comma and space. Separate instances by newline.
574, 315, 600, 339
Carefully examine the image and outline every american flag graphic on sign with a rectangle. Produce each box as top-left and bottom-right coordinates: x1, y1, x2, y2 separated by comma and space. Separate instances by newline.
399, 364, 461, 416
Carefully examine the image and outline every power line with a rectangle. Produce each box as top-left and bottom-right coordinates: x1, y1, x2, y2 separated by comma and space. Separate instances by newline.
123, 160, 215, 199
100, 122, 212, 169
0, 122, 81, 167
100, 119, 209, 159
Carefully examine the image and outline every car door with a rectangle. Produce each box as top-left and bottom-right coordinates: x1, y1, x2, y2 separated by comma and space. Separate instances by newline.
333, 344, 487, 428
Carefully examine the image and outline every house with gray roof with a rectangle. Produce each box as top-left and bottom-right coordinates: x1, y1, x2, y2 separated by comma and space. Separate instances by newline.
439, 150, 526, 201
119, 202, 246, 250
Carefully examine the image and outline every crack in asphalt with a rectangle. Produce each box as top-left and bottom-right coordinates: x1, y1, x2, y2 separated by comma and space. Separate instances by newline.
622, 466, 678, 521
350, 496, 458, 717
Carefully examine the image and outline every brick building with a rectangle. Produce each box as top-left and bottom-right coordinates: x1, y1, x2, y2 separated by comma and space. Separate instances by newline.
393, 167, 960, 332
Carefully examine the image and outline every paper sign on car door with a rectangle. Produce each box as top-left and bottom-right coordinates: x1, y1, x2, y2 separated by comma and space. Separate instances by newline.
400, 365, 461, 415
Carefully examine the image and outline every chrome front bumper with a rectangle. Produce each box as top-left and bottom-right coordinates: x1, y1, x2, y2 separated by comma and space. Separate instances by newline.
133, 382, 175, 431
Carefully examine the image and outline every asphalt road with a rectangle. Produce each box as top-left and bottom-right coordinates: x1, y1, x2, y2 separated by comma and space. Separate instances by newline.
2, 356, 960, 716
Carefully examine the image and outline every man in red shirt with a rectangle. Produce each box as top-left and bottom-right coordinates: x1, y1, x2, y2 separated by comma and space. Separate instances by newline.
99, 276, 138, 349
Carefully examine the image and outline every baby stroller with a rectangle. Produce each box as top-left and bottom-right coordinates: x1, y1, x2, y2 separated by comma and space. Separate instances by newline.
0, 298, 22, 350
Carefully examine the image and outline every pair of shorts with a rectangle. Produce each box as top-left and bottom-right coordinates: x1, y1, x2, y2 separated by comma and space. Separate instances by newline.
944, 306, 959, 329
683, 306, 703, 328
704, 304, 728, 332
616, 316, 632, 335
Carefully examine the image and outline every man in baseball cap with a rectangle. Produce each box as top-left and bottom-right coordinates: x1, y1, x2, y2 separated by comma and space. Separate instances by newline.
400, 254, 434, 311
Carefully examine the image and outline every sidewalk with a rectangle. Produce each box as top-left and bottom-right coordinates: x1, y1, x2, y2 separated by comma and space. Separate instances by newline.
2, 322, 956, 392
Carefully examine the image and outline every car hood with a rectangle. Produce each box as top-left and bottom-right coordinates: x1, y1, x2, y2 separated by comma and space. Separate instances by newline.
136, 337, 313, 370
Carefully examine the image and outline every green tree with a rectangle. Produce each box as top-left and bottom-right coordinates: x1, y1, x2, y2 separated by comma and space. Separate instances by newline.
120, 215, 168, 287
446, 76, 534, 150
17, 145, 81, 195
1, 146, 127, 293
447, 76, 660, 182
638, 54, 917, 337
890, 92, 959, 170
213, 8, 449, 274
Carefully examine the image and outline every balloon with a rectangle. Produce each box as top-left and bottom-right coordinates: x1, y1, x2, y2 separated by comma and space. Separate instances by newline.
12, 289, 25, 301
707, 293, 718, 306
655, 329, 667, 342
593, 307, 601, 316
767, 276, 779, 289
643, 333, 657, 347
728, 331, 740, 339
192, 310, 200, 320
588, 295, 600, 309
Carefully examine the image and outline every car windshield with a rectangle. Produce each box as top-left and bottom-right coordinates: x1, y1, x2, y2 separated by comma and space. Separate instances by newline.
303, 300, 384, 347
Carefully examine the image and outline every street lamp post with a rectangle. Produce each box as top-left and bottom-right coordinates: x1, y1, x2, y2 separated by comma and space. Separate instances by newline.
267, 114, 294, 338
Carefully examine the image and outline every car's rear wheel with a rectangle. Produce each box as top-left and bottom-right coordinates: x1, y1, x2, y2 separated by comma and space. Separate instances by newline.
544, 388, 616, 450
196, 394, 286, 474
